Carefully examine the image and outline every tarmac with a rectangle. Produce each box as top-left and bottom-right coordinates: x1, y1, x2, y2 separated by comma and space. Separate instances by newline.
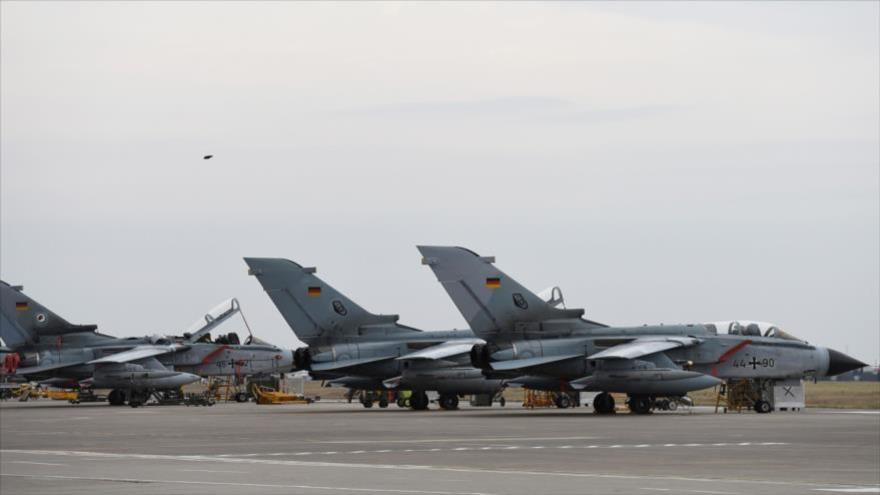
1, 400, 878, 495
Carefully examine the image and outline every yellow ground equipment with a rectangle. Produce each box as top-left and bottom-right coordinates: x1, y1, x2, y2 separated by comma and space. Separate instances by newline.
46, 389, 79, 402
715, 379, 763, 413
523, 389, 556, 408
249, 383, 310, 405
208, 376, 250, 403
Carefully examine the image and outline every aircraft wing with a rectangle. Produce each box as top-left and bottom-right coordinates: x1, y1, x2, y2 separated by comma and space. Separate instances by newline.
490, 354, 583, 371
397, 339, 483, 361
588, 337, 700, 360
88, 344, 185, 364
15, 361, 89, 375
310, 356, 395, 372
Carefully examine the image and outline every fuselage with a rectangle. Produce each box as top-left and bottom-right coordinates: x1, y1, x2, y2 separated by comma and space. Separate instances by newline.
303, 328, 505, 394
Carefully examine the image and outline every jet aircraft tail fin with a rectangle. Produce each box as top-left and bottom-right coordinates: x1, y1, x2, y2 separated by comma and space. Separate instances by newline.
1, 281, 97, 349
417, 246, 592, 339
244, 258, 418, 346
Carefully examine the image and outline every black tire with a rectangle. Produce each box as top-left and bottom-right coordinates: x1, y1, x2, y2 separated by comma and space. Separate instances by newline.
234, 392, 248, 403
396, 398, 407, 408
627, 395, 652, 415
593, 392, 616, 414
378, 398, 389, 408
410, 391, 429, 410
107, 389, 125, 406
362, 400, 373, 408
499, 397, 506, 407
556, 394, 572, 409
439, 394, 459, 410
754, 400, 772, 414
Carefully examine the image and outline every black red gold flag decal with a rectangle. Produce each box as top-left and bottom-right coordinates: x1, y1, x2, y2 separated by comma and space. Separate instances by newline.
15, 302, 28, 311
485, 277, 501, 289
307, 286, 322, 297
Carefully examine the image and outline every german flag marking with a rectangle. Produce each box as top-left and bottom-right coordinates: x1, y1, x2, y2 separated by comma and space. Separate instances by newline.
15, 302, 28, 311
307, 286, 322, 297
485, 277, 501, 289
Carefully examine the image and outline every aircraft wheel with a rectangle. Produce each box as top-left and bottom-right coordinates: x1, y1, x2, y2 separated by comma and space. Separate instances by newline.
107, 389, 125, 406
593, 392, 615, 414
439, 394, 459, 410
498, 397, 506, 407
362, 400, 373, 408
555, 394, 572, 409
234, 392, 249, 403
753, 400, 772, 414
396, 398, 407, 408
378, 398, 389, 408
627, 395, 652, 415
667, 400, 678, 411
410, 391, 429, 410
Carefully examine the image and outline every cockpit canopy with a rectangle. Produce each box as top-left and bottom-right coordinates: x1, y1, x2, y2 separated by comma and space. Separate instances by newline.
706, 321, 803, 342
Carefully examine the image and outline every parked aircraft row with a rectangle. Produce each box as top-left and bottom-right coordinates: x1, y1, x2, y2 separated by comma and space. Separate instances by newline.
2, 246, 867, 413
0, 283, 292, 406
244, 246, 865, 414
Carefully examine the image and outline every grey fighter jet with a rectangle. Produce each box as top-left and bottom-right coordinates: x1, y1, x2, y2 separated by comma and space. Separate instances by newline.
244, 257, 504, 410
418, 246, 867, 414
0, 281, 293, 406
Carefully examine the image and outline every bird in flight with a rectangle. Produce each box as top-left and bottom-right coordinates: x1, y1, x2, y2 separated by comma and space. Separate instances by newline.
203, 155, 213, 160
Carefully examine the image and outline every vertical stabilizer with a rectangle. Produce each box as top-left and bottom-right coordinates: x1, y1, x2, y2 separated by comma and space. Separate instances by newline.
0, 281, 96, 349
244, 258, 416, 345
417, 246, 587, 339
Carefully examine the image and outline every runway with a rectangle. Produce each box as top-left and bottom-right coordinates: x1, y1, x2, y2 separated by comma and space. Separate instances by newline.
1, 401, 878, 494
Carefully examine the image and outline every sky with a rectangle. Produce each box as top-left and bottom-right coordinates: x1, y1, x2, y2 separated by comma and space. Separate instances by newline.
1, 2, 878, 365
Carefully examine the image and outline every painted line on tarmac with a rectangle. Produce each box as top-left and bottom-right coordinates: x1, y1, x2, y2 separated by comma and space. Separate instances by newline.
0, 473, 496, 495
2, 448, 875, 492
219, 441, 789, 457
817, 411, 880, 415
314, 436, 602, 444
812, 489, 880, 493
640, 489, 737, 495
6, 461, 68, 467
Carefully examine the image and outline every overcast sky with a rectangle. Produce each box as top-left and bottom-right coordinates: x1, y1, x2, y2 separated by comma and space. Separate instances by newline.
2, 2, 878, 365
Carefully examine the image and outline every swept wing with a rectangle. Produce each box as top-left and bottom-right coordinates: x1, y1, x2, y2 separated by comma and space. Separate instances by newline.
88, 344, 185, 364
588, 337, 700, 360
397, 339, 483, 361
310, 356, 395, 372
490, 354, 583, 371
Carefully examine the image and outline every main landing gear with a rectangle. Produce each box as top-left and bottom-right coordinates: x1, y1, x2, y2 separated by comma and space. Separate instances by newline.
626, 395, 653, 415
554, 393, 573, 409
107, 389, 149, 407
409, 391, 430, 410
592, 392, 616, 414
753, 399, 772, 414
438, 394, 459, 410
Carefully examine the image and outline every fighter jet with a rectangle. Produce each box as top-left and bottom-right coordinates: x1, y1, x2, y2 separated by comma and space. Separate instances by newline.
418, 246, 867, 414
0, 281, 293, 406
244, 257, 504, 410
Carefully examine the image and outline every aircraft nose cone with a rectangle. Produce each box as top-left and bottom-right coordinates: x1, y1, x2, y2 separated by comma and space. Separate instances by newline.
826, 349, 867, 376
